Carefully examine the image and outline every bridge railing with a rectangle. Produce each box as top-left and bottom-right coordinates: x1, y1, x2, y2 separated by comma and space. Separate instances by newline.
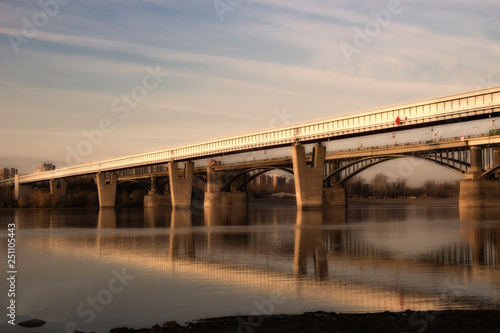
326, 133, 489, 154
17, 87, 500, 183
0, 178, 14, 186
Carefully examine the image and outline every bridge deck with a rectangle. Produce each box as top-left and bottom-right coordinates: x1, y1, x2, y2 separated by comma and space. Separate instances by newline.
14, 87, 500, 184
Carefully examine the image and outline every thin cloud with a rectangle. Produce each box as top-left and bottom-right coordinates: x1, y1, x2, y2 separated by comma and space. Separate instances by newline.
1, 0, 499, 171
143, 103, 263, 121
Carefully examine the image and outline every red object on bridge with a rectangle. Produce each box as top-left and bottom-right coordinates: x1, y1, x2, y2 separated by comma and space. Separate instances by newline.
395, 116, 401, 125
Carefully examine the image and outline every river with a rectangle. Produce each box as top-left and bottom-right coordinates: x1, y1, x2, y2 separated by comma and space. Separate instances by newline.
0, 199, 499, 332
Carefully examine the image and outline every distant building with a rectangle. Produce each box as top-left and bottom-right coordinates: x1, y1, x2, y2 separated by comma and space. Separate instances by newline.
256, 174, 269, 185
0, 168, 17, 180
272, 174, 286, 188
35, 163, 55, 173
250, 174, 293, 187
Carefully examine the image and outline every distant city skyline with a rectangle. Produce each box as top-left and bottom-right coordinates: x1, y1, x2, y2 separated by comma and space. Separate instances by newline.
1, 0, 499, 181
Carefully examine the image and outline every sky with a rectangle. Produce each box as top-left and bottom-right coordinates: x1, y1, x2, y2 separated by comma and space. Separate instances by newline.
1, 0, 500, 184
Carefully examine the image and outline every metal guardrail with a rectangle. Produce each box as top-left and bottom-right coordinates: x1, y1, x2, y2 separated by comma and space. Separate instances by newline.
0, 179, 15, 186
328, 133, 490, 154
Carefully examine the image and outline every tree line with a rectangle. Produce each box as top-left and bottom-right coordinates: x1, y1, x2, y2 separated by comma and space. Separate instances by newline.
14, 177, 147, 208
346, 174, 460, 199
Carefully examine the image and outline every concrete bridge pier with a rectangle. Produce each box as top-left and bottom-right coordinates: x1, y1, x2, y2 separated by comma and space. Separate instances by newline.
14, 174, 32, 200
465, 146, 482, 180
292, 142, 325, 209
460, 146, 500, 207
96, 173, 117, 208
494, 146, 500, 179
459, 179, 500, 207
169, 161, 194, 209
206, 167, 223, 193
143, 177, 171, 207
325, 160, 340, 185
323, 186, 347, 207
322, 160, 346, 207
49, 179, 67, 199
204, 167, 247, 208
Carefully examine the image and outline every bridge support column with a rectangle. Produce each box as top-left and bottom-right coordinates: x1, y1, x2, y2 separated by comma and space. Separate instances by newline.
49, 179, 67, 198
325, 160, 340, 185
14, 174, 31, 200
204, 167, 247, 208
323, 185, 347, 207
459, 146, 500, 207
169, 161, 193, 209
494, 146, 500, 179
459, 179, 500, 207
96, 173, 117, 208
465, 146, 482, 180
206, 167, 223, 192
144, 177, 171, 207
292, 142, 325, 209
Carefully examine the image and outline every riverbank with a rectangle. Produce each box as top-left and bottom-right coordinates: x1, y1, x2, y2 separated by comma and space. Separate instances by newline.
99, 310, 499, 333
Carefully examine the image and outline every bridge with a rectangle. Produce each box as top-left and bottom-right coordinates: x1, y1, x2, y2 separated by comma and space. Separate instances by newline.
4, 86, 500, 208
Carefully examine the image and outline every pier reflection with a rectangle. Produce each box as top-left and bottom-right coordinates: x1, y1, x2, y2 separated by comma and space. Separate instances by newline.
204, 206, 247, 227
459, 207, 500, 222
98, 208, 116, 229
143, 206, 171, 228
5, 202, 500, 315
294, 209, 327, 279
460, 207, 500, 267
170, 209, 194, 260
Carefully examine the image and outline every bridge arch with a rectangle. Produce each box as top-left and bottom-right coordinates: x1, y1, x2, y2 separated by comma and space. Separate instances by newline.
479, 163, 500, 179
148, 178, 175, 194
325, 154, 467, 185
117, 180, 150, 192
220, 167, 293, 192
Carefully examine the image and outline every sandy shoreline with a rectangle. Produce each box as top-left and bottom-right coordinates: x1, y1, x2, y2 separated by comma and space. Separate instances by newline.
75, 310, 500, 333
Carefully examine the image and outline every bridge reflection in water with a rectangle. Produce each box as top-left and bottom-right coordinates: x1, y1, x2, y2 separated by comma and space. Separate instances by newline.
4, 203, 500, 331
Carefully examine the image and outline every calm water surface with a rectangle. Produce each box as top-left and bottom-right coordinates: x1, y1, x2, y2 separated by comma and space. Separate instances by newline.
1, 200, 499, 332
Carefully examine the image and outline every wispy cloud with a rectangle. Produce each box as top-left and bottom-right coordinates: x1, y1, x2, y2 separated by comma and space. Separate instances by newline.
1, 0, 499, 172
143, 103, 263, 120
